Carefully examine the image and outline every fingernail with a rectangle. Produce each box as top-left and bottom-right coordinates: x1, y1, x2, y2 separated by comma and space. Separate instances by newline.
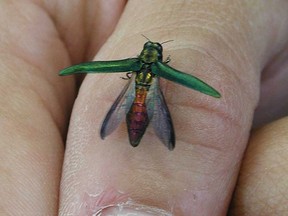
95, 202, 173, 216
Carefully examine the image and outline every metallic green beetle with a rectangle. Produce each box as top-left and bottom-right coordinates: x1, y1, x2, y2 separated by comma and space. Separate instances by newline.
60, 40, 221, 150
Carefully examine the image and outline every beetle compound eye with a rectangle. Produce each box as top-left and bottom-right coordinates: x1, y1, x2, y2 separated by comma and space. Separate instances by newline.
155, 43, 163, 52
156, 43, 162, 48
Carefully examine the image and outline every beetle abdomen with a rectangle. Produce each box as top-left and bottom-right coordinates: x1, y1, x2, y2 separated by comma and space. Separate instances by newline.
126, 87, 149, 147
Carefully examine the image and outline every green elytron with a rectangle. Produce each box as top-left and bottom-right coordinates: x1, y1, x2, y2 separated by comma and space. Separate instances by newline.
60, 40, 221, 150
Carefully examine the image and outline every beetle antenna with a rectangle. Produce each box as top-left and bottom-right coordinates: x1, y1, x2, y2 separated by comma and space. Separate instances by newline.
141, 34, 151, 41
161, 40, 174, 45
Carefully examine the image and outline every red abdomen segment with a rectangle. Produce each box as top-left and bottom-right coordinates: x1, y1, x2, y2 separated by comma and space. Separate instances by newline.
126, 87, 149, 147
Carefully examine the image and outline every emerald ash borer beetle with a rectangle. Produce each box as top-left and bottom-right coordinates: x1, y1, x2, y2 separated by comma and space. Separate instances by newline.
59, 39, 221, 150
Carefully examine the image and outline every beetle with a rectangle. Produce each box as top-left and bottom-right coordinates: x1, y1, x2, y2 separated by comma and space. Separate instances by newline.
59, 40, 221, 150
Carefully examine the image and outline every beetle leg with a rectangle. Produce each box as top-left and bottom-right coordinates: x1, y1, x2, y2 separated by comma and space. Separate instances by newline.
120, 72, 132, 80
165, 56, 171, 64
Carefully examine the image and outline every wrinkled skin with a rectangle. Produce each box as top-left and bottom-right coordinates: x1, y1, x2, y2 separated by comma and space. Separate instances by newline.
1, 1, 288, 215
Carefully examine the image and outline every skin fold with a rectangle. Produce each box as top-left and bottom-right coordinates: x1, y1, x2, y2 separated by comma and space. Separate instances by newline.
0, 0, 288, 215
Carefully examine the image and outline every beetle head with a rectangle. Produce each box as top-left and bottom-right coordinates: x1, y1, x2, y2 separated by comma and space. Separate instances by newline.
140, 41, 163, 63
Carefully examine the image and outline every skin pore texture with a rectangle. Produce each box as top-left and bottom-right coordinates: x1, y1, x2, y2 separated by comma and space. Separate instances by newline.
0, 0, 288, 215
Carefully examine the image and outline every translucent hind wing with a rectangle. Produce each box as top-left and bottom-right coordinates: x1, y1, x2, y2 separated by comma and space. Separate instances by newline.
146, 77, 175, 150
100, 74, 136, 139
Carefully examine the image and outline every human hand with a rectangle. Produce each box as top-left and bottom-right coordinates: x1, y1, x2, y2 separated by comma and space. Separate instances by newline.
0, 1, 124, 215
1, 1, 288, 215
